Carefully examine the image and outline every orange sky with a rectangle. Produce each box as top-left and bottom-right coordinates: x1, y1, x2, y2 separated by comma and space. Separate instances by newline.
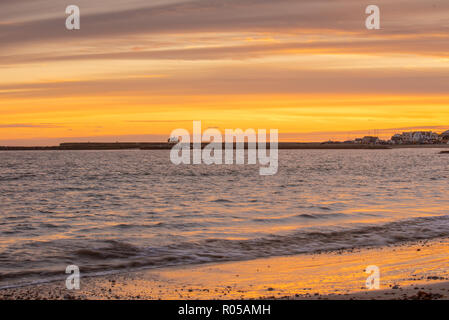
1, 0, 448, 145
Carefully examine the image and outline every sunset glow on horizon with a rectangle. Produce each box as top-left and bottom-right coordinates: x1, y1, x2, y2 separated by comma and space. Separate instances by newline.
1, 0, 449, 145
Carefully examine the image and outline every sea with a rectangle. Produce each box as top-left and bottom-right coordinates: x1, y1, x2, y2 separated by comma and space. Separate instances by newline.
0, 148, 448, 288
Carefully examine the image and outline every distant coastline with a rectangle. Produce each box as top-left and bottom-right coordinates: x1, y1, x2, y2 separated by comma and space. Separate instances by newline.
1, 142, 449, 151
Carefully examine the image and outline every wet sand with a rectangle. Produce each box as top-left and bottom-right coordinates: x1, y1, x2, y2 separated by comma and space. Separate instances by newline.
1, 238, 449, 300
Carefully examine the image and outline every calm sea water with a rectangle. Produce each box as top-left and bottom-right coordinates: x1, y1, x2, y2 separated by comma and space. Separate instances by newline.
1, 149, 448, 287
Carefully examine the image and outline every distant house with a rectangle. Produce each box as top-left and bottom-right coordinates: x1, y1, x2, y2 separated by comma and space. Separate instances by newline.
390, 131, 440, 144
391, 134, 402, 144
361, 136, 379, 145
412, 131, 439, 144
412, 132, 423, 143
441, 130, 449, 144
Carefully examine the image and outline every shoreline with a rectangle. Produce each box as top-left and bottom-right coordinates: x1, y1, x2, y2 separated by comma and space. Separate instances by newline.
0, 142, 391, 151
2, 238, 449, 300
1, 142, 449, 151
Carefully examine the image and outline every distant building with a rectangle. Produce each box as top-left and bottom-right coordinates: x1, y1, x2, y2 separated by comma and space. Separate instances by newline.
390, 131, 440, 144
441, 130, 449, 144
391, 134, 402, 144
330, 129, 449, 146
361, 136, 380, 145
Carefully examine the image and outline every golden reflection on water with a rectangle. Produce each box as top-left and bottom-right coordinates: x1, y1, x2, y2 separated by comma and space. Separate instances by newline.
78, 238, 449, 300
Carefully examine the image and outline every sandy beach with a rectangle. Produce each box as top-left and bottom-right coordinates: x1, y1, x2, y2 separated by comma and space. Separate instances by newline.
2, 237, 449, 300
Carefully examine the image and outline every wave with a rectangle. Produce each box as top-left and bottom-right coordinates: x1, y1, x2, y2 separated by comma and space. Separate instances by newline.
1, 214, 449, 289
